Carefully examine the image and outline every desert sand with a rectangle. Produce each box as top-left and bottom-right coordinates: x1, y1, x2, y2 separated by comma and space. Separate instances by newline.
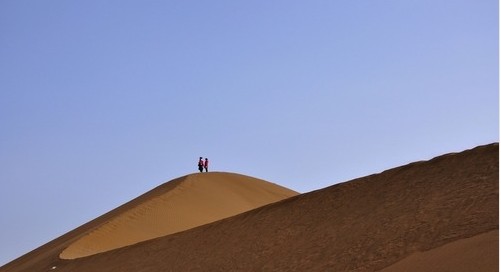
1, 143, 498, 272
61, 172, 298, 259
380, 230, 498, 272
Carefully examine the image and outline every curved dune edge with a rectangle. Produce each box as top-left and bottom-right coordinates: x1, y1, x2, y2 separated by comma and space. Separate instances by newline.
379, 230, 499, 272
59, 172, 298, 259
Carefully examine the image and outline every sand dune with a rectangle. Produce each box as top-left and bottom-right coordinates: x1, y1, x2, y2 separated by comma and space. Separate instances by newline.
0, 172, 297, 271
1, 143, 498, 272
60, 172, 298, 259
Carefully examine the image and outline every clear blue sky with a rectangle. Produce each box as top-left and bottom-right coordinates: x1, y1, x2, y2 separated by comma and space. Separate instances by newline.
0, 0, 498, 266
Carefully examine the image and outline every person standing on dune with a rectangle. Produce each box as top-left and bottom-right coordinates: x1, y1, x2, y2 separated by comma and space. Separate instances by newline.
198, 157, 204, 173
204, 158, 209, 172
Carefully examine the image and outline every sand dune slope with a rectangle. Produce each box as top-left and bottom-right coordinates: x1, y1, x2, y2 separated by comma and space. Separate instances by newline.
1, 143, 498, 272
380, 230, 498, 272
1, 172, 298, 271
60, 172, 298, 259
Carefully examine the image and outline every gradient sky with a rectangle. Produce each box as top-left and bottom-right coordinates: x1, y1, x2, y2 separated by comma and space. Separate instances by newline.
0, 0, 498, 266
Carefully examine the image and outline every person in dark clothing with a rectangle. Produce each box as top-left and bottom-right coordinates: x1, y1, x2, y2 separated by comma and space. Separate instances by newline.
204, 158, 209, 172
198, 157, 204, 173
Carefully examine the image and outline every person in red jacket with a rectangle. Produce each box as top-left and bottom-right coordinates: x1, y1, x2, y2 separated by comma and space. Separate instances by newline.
204, 158, 209, 172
